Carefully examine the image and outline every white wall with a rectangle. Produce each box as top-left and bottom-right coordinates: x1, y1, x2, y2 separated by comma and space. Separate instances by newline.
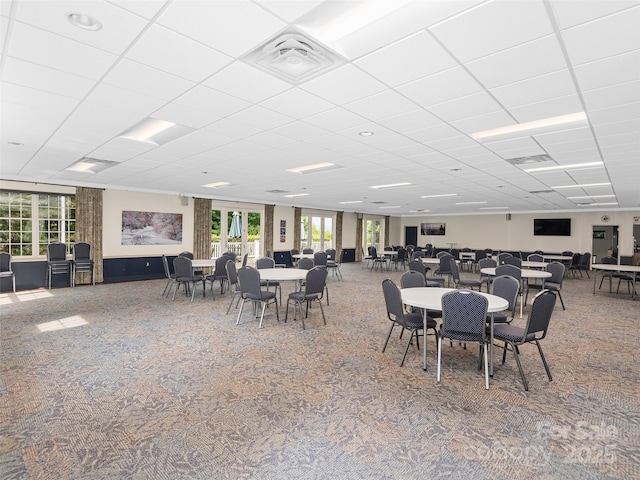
342, 212, 358, 248
273, 205, 295, 252
399, 211, 640, 255
104, 190, 193, 258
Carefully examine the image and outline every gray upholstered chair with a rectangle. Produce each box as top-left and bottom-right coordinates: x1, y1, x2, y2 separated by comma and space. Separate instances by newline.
449, 257, 482, 291
526, 262, 565, 310
47, 242, 72, 288
382, 278, 438, 367
161, 254, 176, 297
236, 266, 279, 328
225, 260, 242, 314
503, 256, 522, 268
0, 252, 16, 292
478, 257, 496, 292
205, 255, 232, 294
285, 267, 327, 330
489, 275, 520, 324
72, 242, 94, 286
493, 290, 556, 391
172, 256, 205, 301
256, 256, 281, 303
437, 290, 490, 389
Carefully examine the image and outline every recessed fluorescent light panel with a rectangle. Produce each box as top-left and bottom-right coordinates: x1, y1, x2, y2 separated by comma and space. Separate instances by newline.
524, 162, 603, 173
339, 200, 363, 204
472, 112, 587, 140
286, 162, 339, 174
479, 206, 509, 210
284, 193, 310, 198
369, 182, 412, 189
319, 0, 415, 43
65, 157, 119, 174
202, 182, 231, 188
420, 193, 457, 198
578, 202, 618, 206
455, 201, 487, 205
379, 206, 401, 209
566, 195, 616, 200
120, 117, 195, 146
552, 183, 611, 189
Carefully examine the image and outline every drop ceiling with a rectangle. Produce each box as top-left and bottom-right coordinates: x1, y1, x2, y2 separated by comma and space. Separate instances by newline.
1, 0, 639, 216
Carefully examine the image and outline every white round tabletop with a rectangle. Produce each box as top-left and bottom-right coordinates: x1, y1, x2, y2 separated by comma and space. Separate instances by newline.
401, 287, 508, 312
191, 259, 218, 268
292, 254, 314, 259
422, 257, 460, 265
521, 261, 548, 269
481, 267, 551, 279
259, 268, 308, 281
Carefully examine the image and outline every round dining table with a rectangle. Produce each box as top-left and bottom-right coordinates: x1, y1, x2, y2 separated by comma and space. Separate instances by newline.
481, 267, 551, 318
258, 268, 308, 282
400, 287, 508, 375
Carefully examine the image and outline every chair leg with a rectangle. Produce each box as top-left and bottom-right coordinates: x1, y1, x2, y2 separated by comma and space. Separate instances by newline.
557, 290, 565, 310
436, 336, 443, 382
236, 298, 247, 324
400, 330, 417, 367
382, 324, 396, 353
318, 299, 326, 325
536, 340, 553, 382
511, 341, 528, 391
483, 343, 489, 390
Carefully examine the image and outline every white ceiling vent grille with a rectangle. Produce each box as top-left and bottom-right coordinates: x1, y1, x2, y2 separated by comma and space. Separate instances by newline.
505, 154, 553, 166
242, 29, 347, 85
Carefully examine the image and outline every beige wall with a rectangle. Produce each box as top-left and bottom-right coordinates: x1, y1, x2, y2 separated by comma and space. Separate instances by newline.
273, 205, 295, 251
341, 212, 358, 248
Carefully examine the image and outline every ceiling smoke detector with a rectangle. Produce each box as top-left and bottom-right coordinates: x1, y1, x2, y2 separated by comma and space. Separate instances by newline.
242, 28, 346, 84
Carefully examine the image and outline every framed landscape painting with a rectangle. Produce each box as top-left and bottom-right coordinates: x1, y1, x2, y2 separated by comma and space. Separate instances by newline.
421, 223, 446, 235
121, 211, 183, 245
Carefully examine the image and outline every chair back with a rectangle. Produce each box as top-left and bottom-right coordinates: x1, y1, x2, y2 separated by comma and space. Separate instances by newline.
546, 262, 565, 285
256, 257, 275, 269
497, 252, 513, 265
162, 255, 172, 279
325, 249, 337, 261
601, 256, 616, 265
570, 252, 581, 267
47, 242, 67, 261
225, 260, 238, 287
302, 248, 314, 254
305, 267, 328, 296
382, 279, 407, 326
441, 290, 489, 341
448, 257, 460, 283
313, 251, 328, 267
438, 254, 453, 274
401, 271, 425, 288
580, 252, 591, 268
237, 266, 261, 297
173, 256, 193, 280
242, 253, 248, 267
290, 249, 300, 256
73, 242, 91, 261
370, 247, 380, 260
451, 249, 460, 259
527, 254, 544, 262
396, 248, 407, 262
620, 255, 632, 266
503, 256, 522, 268
436, 251, 449, 258
0, 252, 12, 272
222, 251, 237, 262
491, 275, 520, 312
179, 251, 194, 259
475, 250, 487, 262
524, 290, 556, 340
410, 251, 424, 260
215, 255, 232, 275
408, 260, 426, 276
478, 257, 496, 270
495, 264, 521, 281
298, 257, 314, 270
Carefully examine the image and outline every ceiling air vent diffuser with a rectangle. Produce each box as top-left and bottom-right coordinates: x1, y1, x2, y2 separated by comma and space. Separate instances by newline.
505, 154, 553, 166
242, 28, 347, 85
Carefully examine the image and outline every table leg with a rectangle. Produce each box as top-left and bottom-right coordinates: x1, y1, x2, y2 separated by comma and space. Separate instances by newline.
423, 308, 428, 371
490, 312, 495, 377
593, 268, 597, 295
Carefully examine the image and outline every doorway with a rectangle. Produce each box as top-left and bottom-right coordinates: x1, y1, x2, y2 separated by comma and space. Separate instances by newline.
592, 225, 619, 262
405, 226, 417, 247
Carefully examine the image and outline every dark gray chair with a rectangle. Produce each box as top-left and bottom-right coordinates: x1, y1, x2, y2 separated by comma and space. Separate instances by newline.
401, 271, 442, 320
236, 266, 279, 328
313, 251, 328, 269
47, 242, 72, 288
302, 247, 314, 254
161, 254, 176, 297
297, 257, 314, 270
72, 242, 94, 286
225, 260, 243, 314
0, 252, 16, 292
489, 275, 520, 324
598, 256, 617, 292
497, 252, 513, 265
370, 247, 388, 271
526, 262, 565, 309
205, 255, 232, 294
615, 256, 637, 295
503, 256, 522, 268
478, 257, 496, 292
326, 250, 344, 280
285, 267, 328, 330
256, 256, 281, 303
449, 257, 482, 291
437, 290, 490, 389
408, 260, 443, 287
527, 254, 544, 262
382, 278, 438, 367
493, 290, 557, 391
172, 256, 205, 301
435, 253, 454, 286
576, 252, 591, 278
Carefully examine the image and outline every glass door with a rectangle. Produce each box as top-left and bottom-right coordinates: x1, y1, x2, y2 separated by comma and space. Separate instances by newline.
363, 217, 382, 253
212, 208, 262, 260
301, 215, 334, 251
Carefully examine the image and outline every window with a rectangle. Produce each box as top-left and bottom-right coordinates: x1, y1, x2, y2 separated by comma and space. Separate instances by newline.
0, 191, 76, 256
300, 214, 333, 251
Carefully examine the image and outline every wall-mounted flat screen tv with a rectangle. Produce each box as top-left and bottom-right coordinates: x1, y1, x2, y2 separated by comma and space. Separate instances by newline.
534, 218, 571, 236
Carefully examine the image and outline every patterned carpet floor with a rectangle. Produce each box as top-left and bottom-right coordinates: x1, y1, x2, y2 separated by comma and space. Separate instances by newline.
1, 261, 638, 479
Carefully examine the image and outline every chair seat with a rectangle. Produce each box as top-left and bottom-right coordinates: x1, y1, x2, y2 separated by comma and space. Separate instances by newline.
405, 312, 437, 329
493, 324, 536, 343
176, 274, 203, 283
487, 312, 509, 324
244, 290, 276, 301
459, 280, 482, 288
438, 328, 484, 343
